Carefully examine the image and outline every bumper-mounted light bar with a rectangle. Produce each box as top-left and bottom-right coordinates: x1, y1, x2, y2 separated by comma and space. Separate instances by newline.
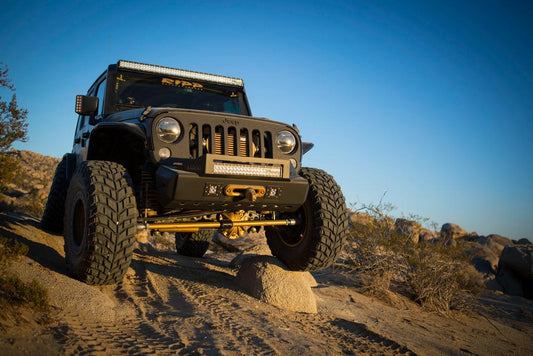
212, 161, 283, 178
202, 154, 290, 179
117, 60, 244, 88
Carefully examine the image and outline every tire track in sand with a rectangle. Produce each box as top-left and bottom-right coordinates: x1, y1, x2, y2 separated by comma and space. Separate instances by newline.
137, 253, 280, 355
51, 252, 187, 355
51, 249, 415, 355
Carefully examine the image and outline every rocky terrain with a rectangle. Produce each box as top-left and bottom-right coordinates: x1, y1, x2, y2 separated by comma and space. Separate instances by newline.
1, 150, 532, 355
350, 213, 533, 300
0, 150, 61, 217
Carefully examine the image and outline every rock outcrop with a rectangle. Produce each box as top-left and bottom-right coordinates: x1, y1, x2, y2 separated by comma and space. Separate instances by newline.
0, 150, 60, 217
236, 255, 317, 313
496, 245, 533, 298
440, 223, 468, 240
465, 243, 500, 275
471, 234, 514, 255
229, 245, 272, 269
418, 228, 437, 243
349, 212, 374, 227
394, 218, 422, 244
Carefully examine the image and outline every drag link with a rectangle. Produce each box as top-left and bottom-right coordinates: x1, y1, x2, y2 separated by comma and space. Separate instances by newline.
137, 218, 298, 233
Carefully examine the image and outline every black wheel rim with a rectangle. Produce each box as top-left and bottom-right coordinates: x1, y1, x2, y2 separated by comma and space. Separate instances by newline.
278, 203, 309, 247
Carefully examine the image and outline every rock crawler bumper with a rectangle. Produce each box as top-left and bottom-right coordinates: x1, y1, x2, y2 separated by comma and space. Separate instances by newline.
155, 164, 309, 212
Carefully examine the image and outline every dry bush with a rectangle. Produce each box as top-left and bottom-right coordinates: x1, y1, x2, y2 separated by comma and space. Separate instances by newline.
344, 201, 483, 313
0, 237, 49, 313
405, 246, 483, 312
0, 275, 49, 312
346, 202, 410, 299
0, 153, 20, 187
25, 189, 46, 218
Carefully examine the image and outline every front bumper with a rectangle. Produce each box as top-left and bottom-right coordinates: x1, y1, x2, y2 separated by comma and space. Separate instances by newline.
155, 156, 309, 212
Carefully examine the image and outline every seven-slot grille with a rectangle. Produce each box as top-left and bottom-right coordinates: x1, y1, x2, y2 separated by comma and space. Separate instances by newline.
189, 124, 273, 159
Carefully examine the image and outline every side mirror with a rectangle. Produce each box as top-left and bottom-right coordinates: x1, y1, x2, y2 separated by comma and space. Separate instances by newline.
75, 95, 98, 115
302, 142, 314, 155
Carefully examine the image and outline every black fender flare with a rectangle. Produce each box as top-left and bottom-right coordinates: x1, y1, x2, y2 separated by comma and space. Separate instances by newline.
87, 122, 147, 160
63, 153, 77, 181
89, 122, 146, 143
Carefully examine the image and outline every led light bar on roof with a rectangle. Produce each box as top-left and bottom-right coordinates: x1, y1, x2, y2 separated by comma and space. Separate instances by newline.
117, 60, 244, 88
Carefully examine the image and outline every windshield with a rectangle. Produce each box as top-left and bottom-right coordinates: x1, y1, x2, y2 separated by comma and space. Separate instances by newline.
109, 71, 250, 115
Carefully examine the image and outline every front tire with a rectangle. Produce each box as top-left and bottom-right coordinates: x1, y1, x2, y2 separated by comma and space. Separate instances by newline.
266, 167, 348, 271
63, 161, 137, 285
175, 230, 213, 257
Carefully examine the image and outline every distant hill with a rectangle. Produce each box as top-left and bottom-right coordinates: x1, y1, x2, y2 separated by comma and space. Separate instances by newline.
0, 150, 61, 217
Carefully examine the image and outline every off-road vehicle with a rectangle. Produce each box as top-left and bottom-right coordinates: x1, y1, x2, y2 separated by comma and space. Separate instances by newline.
42, 60, 348, 285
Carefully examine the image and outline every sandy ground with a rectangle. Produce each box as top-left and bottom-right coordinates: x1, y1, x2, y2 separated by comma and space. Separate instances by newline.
1, 212, 532, 355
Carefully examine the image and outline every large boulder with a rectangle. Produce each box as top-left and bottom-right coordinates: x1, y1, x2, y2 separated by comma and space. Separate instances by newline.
497, 264, 524, 296
229, 244, 272, 269
472, 234, 514, 256
418, 228, 437, 243
487, 234, 514, 247
349, 212, 374, 226
440, 223, 467, 240
464, 243, 499, 275
496, 245, 533, 299
236, 255, 317, 313
394, 218, 422, 243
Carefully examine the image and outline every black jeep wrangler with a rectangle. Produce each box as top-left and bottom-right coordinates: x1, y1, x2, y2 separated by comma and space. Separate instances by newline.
42, 60, 348, 285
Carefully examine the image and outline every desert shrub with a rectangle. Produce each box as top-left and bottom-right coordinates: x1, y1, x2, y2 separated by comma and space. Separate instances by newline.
0, 275, 49, 312
0, 153, 20, 188
25, 189, 46, 218
405, 245, 483, 312
0, 236, 29, 266
346, 202, 410, 300
0, 237, 49, 313
344, 201, 483, 313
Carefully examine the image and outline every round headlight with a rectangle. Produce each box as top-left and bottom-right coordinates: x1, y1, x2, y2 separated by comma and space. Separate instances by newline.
157, 117, 181, 143
276, 130, 297, 154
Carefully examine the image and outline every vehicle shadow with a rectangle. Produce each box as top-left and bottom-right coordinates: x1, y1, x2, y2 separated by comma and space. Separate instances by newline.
1, 211, 243, 295
0, 212, 67, 275
132, 246, 244, 295
330, 318, 415, 355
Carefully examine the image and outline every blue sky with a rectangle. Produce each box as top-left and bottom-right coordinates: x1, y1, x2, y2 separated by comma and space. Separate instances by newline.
1, 0, 532, 240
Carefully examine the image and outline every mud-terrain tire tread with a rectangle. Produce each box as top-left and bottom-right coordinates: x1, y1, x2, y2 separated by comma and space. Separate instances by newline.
266, 167, 349, 271
175, 230, 213, 257
41, 157, 68, 233
64, 161, 137, 285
